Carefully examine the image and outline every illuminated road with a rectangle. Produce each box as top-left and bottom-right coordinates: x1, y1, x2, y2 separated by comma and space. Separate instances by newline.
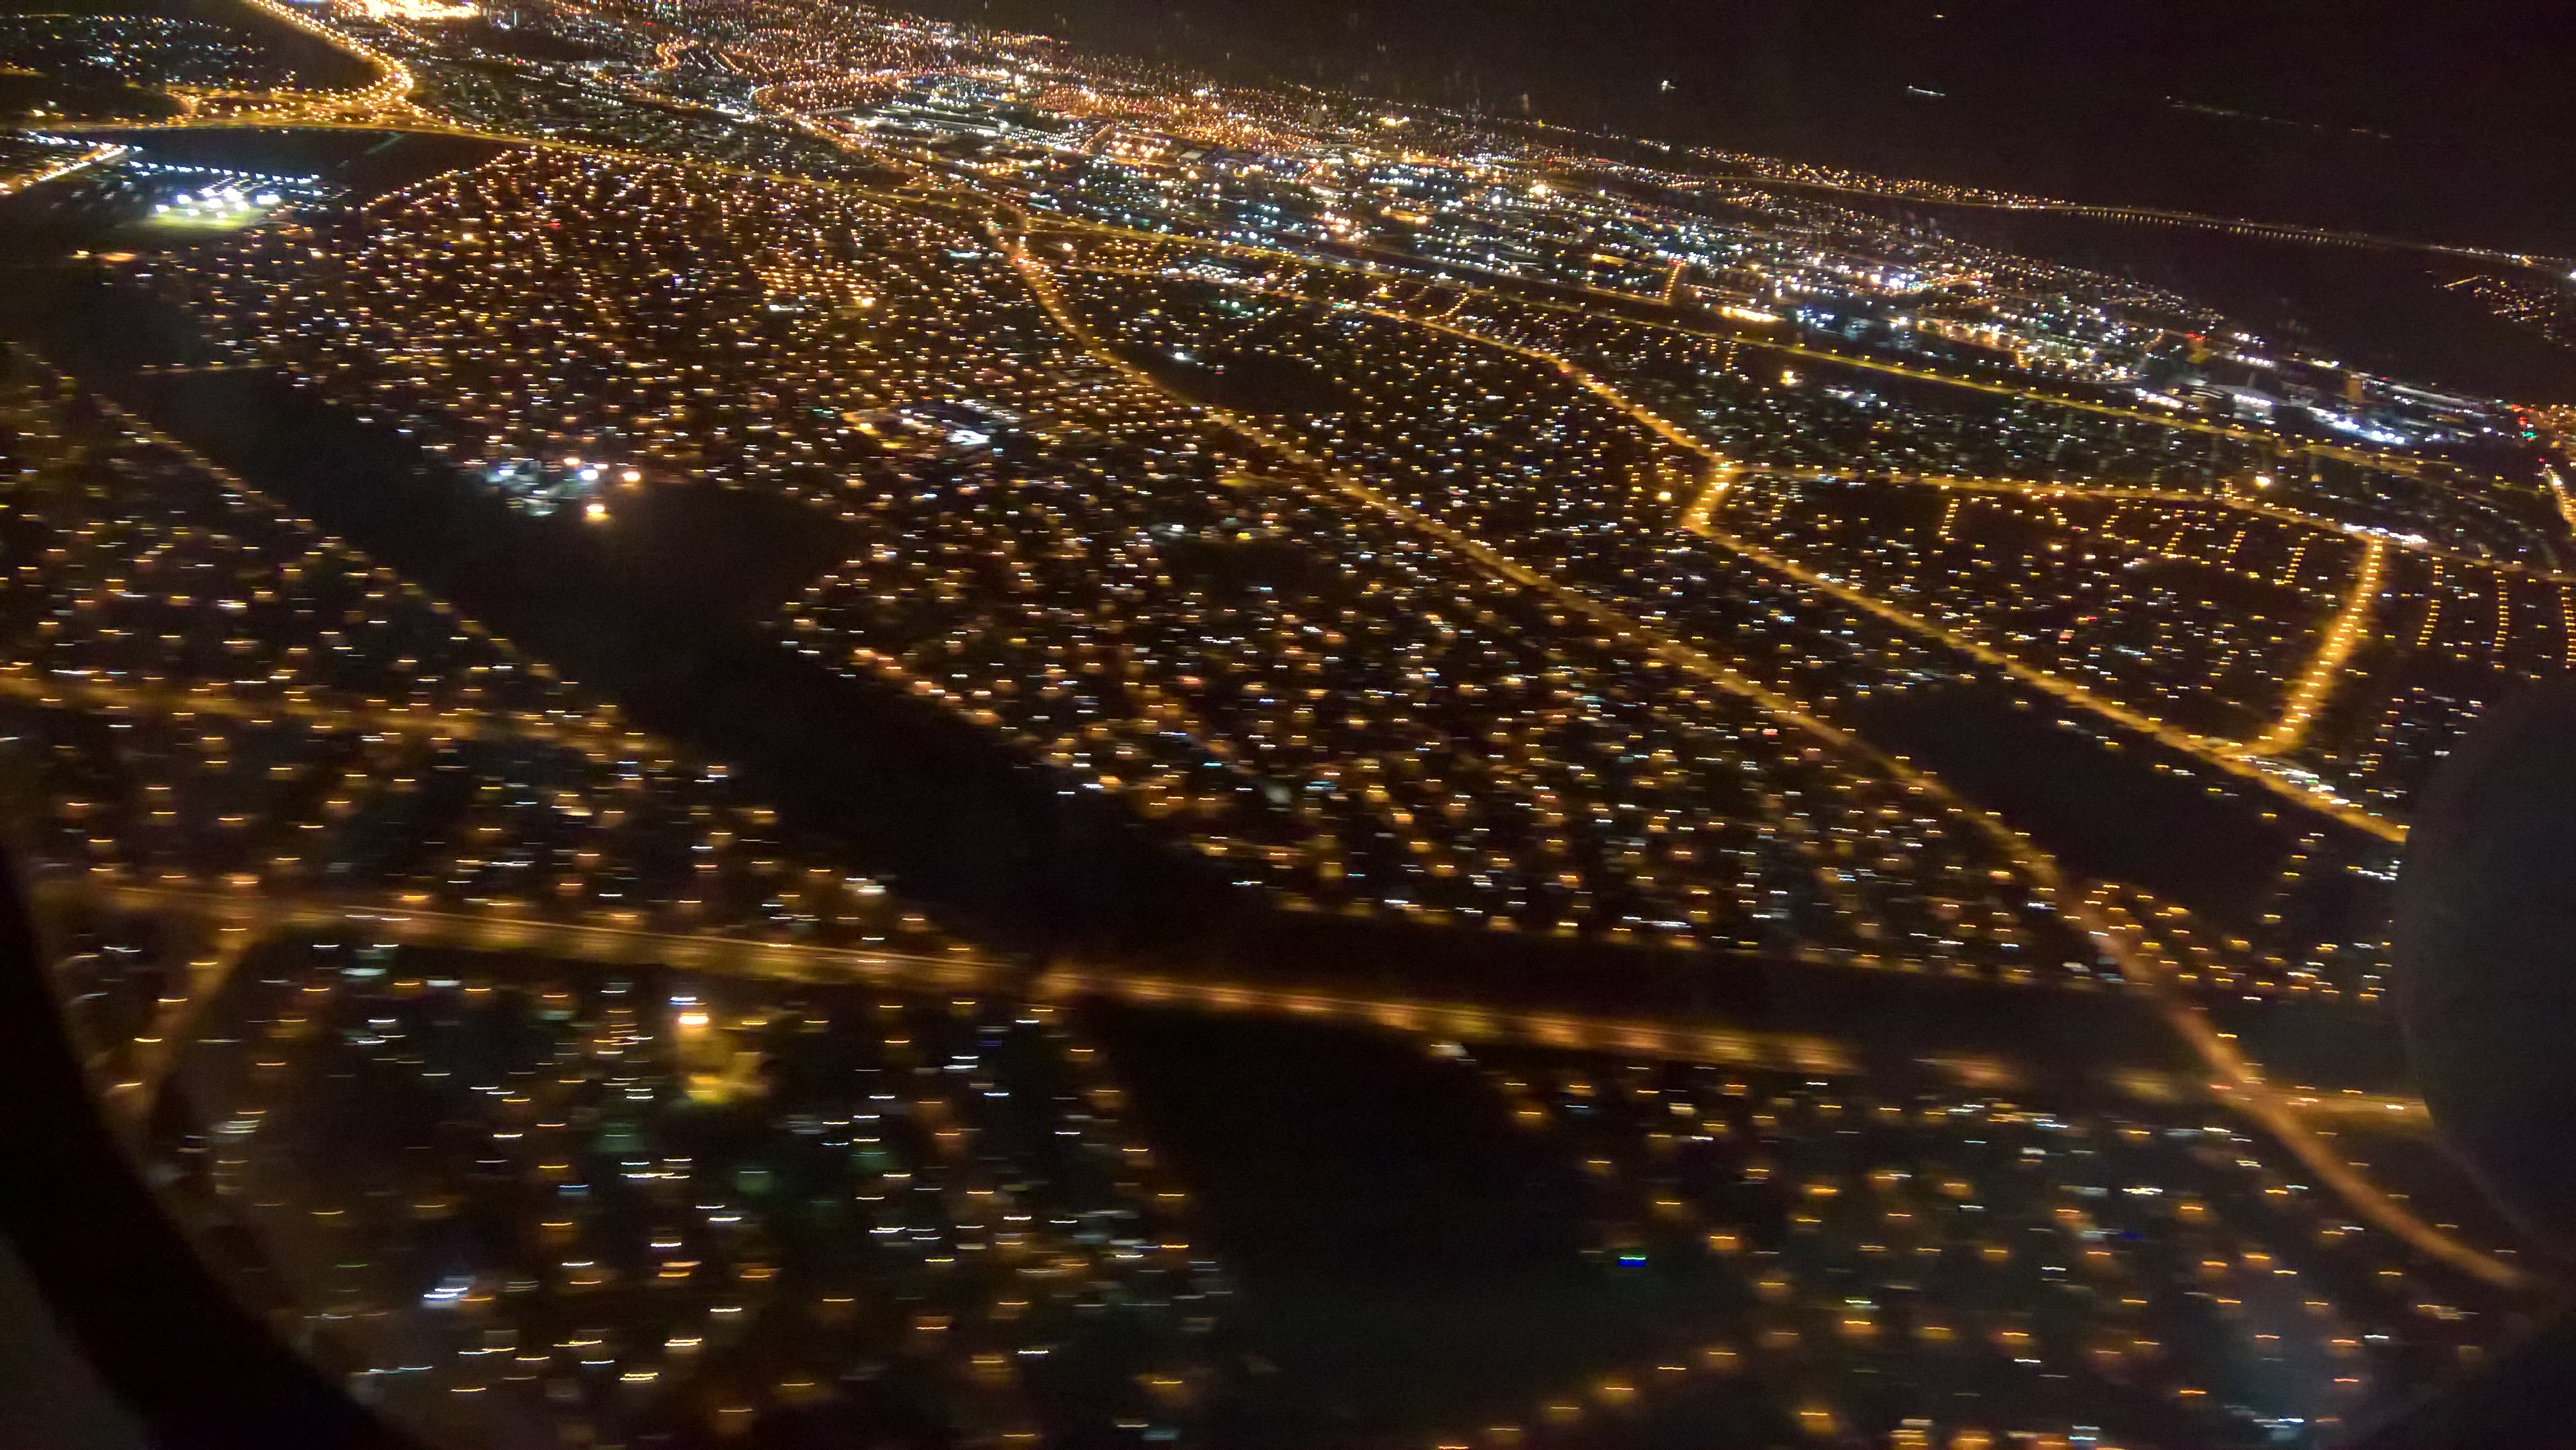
163, 0, 419, 121
0, 667, 634, 755
31, 873, 2447, 1131
1747, 466, 2563, 584
37, 878, 1853, 1101
2245, 536, 2388, 758
1678, 456, 1740, 530
2547, 465, 2576, 540
1035, 965, 1853, 1074
2274, 1089, 2434, 1127
0, 142, 128, 197
2083, 883, 2529, 1290
33, 876, 1007, 1114
1687, 482, 2407, 842
33, 870, 2489, 1299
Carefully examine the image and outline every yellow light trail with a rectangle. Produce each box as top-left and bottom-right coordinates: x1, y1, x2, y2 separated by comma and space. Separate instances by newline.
1033, 967, 1852, 1073
176, 0, 418, 118
46, 879, 995, 987
2244, 536, 2387, 758
1696, 482, 2402, 842
1752, 466, 2559, 584
0, 142, 126, 197
0, 666, 627, 754
34, 877, 1005, 1114
2546, 465, 2576, 541
34, 880, 1850, 1090
36, 877, 2438, 1128
2273, 1089, 2434, 1127
2088, 892, 2529, 1290
1678, 458, 1736, 532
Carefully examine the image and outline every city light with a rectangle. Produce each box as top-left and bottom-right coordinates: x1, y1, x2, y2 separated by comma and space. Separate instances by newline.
0, 3, 2557, 1446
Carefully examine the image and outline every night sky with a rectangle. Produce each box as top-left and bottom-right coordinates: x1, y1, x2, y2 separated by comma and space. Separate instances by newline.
901, 0, 2576, 255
